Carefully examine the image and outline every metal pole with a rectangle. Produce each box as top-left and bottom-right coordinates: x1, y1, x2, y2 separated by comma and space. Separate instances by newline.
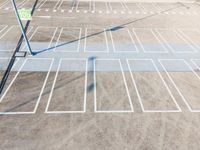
11, 0, 34, 55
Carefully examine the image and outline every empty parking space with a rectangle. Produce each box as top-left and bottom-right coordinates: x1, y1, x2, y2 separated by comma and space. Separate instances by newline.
0, 58, 53, 114
1, 1, 200, 150
55, 27, 81, 52
159, 59, 200, 112
46, 58, 87, 113
133, 28, 168, 53
127, 59, 181, 112
109, 28, 138, 53
94, 59, 133, 113
85, 28, 108, 52
155, 29, 197, 53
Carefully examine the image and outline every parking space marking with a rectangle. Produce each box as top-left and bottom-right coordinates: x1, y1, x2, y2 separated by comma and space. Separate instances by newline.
84, 28, 109, 53
45, 58, 87, 114
155, 29, 198, 53
94, 59, 134, 113
133, 28, 168, 53
127, 59, 181, 112
159, 59, 200, 112
110, 28, 138, 53
0, 58, 53, 115
54, 27, 81, 52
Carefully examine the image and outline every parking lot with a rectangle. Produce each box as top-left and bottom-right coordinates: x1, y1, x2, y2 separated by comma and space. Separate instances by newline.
0, 0, 200, 149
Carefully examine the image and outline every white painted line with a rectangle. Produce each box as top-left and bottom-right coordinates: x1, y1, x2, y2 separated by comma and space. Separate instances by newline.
127, 59, 181, 112
159, 59, 200, 112
0, 58, 53, 115
94, 59, 134, 113
45, 58, 87, 114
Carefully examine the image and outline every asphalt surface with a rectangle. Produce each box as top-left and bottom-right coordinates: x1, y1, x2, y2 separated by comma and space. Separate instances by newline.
0, 0, 200, 149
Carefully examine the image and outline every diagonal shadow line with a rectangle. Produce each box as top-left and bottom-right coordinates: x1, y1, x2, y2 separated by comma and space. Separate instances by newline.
33, 4, 184, 55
